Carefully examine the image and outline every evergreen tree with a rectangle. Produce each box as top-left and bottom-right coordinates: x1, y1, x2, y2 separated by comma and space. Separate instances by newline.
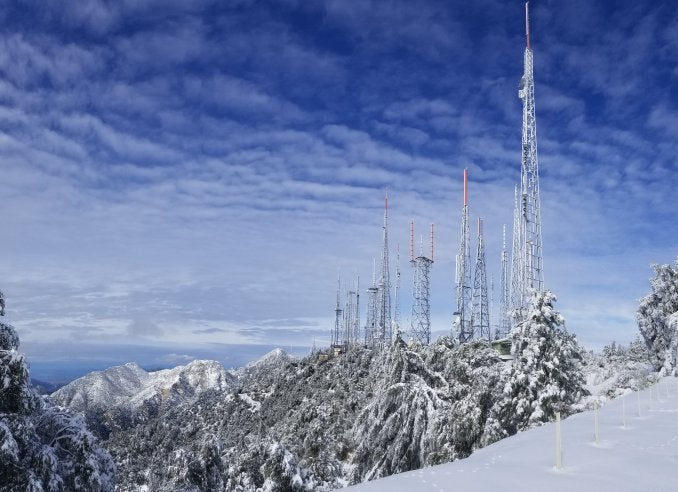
0, 297, 115, 491
502, 290, 585, 432
637, 260, 678, 374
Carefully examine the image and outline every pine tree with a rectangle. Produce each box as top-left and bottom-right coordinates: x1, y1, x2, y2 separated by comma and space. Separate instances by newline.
0, 300, 115, 491
502, 290, 585, 432
637, 260, 678, 374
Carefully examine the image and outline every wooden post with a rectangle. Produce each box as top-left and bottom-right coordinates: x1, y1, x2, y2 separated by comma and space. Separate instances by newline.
594, 400, 599, 444
555, 412, 562, 470
637, 390, 641, 417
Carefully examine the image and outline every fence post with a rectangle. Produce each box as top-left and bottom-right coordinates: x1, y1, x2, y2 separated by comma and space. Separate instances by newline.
555, 412, 562, 470
594, 400, 599, 444
636, 390, 641, 417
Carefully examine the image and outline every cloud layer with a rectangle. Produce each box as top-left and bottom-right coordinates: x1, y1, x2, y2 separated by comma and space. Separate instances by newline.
0, 0, 676, 378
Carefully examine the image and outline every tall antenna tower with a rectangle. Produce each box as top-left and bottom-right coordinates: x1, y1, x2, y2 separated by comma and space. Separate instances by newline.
393, 244, 401, 336
365, 260, 379, 347
512, 1, 544, 318
410, 222, 434, 345
499, 224, 511, 338
510, 186, 522, 314
332, 276, 344, 351
454, 168, 473, 343
344, 280, 357, 347
353, 275, 361, 345
471, 218, 491, 341
376, 193, 392, 348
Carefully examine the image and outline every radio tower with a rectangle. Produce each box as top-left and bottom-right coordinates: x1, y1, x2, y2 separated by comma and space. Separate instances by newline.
454, 168, 473, 343
499, 225, 511, 338
393, 244, 401, 336
511, 1, 544, 319
410, 222, 434, 345
353, 275, 361, 345
344, 276, 359, 347
365, 260, 379, 347
331, 276, 344, 351
471, 218, 490, 341
376, 193, 392, 348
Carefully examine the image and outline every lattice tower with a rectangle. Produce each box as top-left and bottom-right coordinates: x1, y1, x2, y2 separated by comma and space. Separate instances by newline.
472, 218, 491, 341
376, 193, 392, 348
393, 245, 401, 336
332, 276, 344, 349
512, 1, 544, 320
410, 222, 434, 345
353, 275, 361, 346
454, 168, 473, 343
499, 224, 511, 338
344, 288, 356, 347
365, 260, 379, 347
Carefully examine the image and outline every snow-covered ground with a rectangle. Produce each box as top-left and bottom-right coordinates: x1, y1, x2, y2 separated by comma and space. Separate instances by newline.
350, 377, 678, 491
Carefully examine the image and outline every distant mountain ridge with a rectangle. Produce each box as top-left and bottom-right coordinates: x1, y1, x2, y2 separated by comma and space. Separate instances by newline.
30, 378, 64, 395
51, 359, 234, 412
49, 349, 293, 440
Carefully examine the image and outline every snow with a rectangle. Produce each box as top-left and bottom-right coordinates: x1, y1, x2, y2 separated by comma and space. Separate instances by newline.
349, 377, 678, 491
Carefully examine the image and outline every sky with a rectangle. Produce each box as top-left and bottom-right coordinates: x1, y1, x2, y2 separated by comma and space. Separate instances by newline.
0, 0, 676, 382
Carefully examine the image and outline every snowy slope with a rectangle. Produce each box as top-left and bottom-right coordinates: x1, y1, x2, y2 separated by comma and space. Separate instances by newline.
349, 377, 678, 491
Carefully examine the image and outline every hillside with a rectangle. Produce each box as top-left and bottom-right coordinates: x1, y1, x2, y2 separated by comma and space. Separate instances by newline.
50, 323, 657, 491
102, 338, 563, 490
348, 377, 678, 491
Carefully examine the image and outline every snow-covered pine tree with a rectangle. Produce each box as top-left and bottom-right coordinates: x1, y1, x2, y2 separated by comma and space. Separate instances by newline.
502, 290, 585, 432
350, 335, 447, 481
637, 260, 678, 374
0, 303, 115, 491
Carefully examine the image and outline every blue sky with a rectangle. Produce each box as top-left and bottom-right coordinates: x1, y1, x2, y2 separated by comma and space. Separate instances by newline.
0, 0, 676, 382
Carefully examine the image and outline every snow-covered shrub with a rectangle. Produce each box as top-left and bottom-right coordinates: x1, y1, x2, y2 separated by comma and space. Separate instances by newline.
0, 317, 115, 490
637, 260, 678, 374
582, 338, 654, 403
502, 290, 585, 431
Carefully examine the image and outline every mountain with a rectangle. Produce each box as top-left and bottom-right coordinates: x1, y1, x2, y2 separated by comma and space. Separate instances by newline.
52, 359, 234, 412
52, 349, 295, 414
232, 347, 294, 382
347, 377, 678, 491
50, 359, 236, 438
